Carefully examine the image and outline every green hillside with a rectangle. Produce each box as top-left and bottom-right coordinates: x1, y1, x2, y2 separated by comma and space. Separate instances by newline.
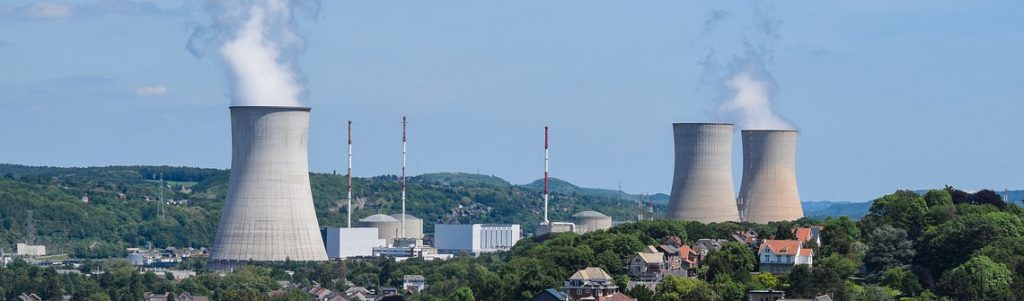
0, 165, 660, 258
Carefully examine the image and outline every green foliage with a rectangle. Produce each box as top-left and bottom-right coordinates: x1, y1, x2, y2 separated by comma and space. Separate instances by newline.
864, 225, 915, 274
915, 212, 1024, 273
878, 267, 922, 297
820, 216, 861, 258
749, 273, 780, 290
450, 287, 475, 301
860, 190, 928, 235
936, 256, 1014, 301
704, 242, 755, 282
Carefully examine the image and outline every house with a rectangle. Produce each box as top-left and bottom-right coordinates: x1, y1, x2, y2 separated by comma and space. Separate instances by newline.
793, 226, 822, 247
693, 239, 729, 259
627, 250, 665, 282
732, 230, 760, 248
565, 266, 618, 298
173, 293, 210, 301
747, 289, 785, 301
344, 287, 372, 301
144, 292, 170, 301
677, 245, 699, 276
16, 293, 43, 301
403, 274, 427, 293
307, 285, 333, 300
531, 288, 569, 301
758, 240, 813, 274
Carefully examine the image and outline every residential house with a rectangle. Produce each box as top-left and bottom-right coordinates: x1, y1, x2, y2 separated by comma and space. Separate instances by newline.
677, 245, 699, 276
565, 266, 618, 298
747, 289, 785, 301
307, 285, 333, 300
693, 239, 729, 259
173, 293, 209, 301
530, 288, 569, 301
758, 240, 813, 274
403, 275, 427, 293
16, 293, 43, 301
627, 250, 665, 282
732, 230, 760, 248
344, 287, 372, 301
793, 226, 822, 247
144, 292, 170, 301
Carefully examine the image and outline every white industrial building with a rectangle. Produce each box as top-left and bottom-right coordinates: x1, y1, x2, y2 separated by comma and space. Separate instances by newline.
322, 227, 386, 259
16, 243, 45, 256
434, 224, 521, 255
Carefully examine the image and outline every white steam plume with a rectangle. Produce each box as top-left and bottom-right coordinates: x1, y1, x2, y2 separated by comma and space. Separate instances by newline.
188, 0, 319, 107
719, 65, 793, 130
700, 3, 795, 130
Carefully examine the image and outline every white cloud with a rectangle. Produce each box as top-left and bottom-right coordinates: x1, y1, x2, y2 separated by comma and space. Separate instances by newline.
134, 85, 167, 96
27, 2, 73, 18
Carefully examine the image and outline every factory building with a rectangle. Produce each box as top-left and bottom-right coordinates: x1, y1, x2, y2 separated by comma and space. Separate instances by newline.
738, 130, 804, 223
321, 227, 386, 259
434, 224, 522, 255
210, 106, 328, 269
359, 214, 402, 245
15, 243, 45, 257
572, 211, 612, 233
536, 222, 576, 236
667, 123, 741, 223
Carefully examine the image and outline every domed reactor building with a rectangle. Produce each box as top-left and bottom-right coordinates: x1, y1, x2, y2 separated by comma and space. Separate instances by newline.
667, 123, 740, 223
737, 130, 804, 223
210, 106, 328, 269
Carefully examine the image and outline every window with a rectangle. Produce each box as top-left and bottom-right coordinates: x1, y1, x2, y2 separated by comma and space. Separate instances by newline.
764, 255, 770, 262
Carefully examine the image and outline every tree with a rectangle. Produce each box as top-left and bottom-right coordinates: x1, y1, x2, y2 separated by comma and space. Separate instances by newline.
922, 190, 952, 208
860, 190, 928, 236
878, 267, 922, 297
811, 254, 857, 299
655, 276, 716, 301
820, 216, 860, 257
937, 256, 1013, 301
785, 265, 813, 298
749, 273, 780, 290
704, 242, 755, 282
450, 287, 475, 301
864, 225, 914, 274
916, 212, 1024, 274
857, 285, 895, 301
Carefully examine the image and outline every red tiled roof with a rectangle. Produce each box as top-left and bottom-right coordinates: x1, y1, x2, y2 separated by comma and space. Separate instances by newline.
759, 240, 802, 256
603, 292, 637, 301
678, 245, 696, 256
799, 248, 813, 257
794, 227, 812, 242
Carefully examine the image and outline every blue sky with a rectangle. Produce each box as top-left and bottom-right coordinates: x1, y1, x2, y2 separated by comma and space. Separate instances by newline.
1, 1, 1022, 202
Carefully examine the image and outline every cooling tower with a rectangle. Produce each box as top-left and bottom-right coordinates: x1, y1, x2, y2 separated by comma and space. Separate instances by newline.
210, 106, 328, 267
737, 130, 804, 223
667, 123, 740, 223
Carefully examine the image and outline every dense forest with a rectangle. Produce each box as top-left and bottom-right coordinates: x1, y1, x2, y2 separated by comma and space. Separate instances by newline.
0, 164, 656, 257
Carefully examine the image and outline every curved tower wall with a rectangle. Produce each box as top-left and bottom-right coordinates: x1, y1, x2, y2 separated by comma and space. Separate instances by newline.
390, 214, 424, 240
360, 219, 401, 245
738, 130, 804, 223
667, 123, 740, 223
211, 106, 329, 265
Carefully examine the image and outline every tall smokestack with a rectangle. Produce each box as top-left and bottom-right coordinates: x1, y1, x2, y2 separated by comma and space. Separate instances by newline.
211, 106, 328, 267
737, 130, 803, 223
400, 116, 407, 238
347, 120, 353, 228
543, 126, 550, 224
667, 123, 740, 223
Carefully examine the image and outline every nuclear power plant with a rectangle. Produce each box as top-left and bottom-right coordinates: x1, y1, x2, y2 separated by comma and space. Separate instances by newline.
667, 123, 740, 223
737, 130, 804, 223
210, 106, 328, 268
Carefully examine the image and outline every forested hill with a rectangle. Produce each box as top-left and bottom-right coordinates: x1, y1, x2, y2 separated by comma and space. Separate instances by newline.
0, 164, 660, 257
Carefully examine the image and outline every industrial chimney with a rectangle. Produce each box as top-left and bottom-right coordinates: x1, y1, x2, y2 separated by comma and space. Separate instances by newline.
210, 106, 328, 268
667, 123, 740, 223
737, 130, 804, 223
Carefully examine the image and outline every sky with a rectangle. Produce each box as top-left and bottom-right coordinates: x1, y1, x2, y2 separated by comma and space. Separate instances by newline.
1, 1, 1022, 202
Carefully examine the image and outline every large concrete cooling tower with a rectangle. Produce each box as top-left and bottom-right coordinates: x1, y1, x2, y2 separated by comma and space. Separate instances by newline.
667, 123, 740, 223
210, 106, 328, 267
737, 130, 804, 223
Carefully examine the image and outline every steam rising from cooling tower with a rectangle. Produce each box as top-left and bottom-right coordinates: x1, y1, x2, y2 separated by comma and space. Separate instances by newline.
210, 106, 328, 266
188, 0, 320, 107
738, 130, 803, 223
667, 123, 740, 223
